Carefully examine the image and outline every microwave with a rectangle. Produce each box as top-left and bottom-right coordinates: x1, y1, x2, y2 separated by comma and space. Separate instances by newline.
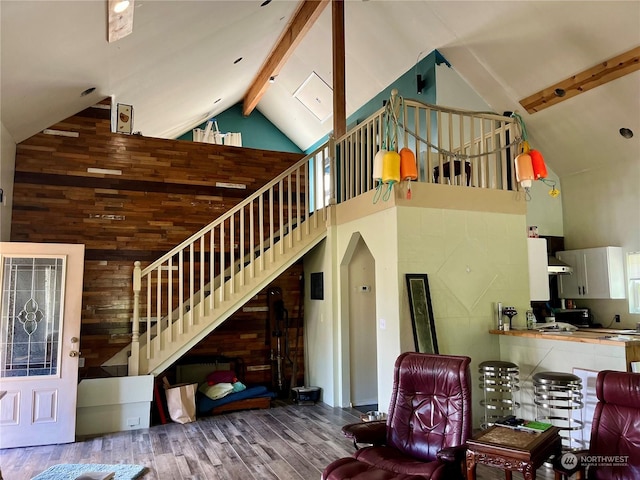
555, 308, 592, 327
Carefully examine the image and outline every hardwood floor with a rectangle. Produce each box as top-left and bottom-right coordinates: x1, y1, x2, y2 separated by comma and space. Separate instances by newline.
1, 400, 556, 480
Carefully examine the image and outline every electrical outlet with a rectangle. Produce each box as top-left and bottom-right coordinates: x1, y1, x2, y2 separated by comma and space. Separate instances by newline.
614, 314, 621, 322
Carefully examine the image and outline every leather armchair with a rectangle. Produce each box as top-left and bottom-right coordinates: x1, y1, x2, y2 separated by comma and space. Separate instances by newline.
322, 353, 472, 480
554, 370, 640, 480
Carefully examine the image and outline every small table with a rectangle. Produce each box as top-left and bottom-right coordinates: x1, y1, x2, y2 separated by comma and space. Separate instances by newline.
466, 425, 562, 480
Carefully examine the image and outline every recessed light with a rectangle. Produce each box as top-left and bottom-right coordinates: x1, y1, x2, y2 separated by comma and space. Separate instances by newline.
81, 87, 96, 97
113, 0, 130, 14
554, 88, 566, 98
619, 127, 634, 139
269, 76, 276, 83
234, 57, 243, 64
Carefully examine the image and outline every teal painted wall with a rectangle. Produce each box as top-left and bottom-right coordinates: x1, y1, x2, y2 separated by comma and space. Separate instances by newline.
177, 103, 303, 154
305, 50, 447, 154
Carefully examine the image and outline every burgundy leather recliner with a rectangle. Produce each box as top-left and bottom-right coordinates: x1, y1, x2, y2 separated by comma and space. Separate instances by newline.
554, 370, 640, 480
322, 353, 472, 480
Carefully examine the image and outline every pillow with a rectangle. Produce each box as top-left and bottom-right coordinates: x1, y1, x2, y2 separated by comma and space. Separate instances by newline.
232, 381, 247, 393
198, 382, 234, 400
206, 370, 237, 386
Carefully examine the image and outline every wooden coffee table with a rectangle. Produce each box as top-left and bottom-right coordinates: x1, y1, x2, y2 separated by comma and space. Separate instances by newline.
466, 425, 562, 480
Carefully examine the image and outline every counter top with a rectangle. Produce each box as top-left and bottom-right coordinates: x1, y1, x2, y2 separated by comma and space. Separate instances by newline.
489, 328, 640, 346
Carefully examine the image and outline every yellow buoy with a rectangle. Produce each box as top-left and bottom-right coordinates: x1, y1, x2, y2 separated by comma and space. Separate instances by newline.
382, 150, 401, 184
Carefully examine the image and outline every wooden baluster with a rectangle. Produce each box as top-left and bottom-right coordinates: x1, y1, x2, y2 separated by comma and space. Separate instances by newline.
167, 257, 172, 343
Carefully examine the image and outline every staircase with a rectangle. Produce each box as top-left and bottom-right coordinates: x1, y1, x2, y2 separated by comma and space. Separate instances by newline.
125, 94, 523, 377
128, 142, 333, 376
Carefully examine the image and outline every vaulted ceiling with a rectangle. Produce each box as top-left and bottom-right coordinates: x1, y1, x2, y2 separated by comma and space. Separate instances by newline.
1, 1, 638, 178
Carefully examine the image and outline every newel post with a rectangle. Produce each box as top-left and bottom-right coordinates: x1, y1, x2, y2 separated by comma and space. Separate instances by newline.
129, 260, 141, 376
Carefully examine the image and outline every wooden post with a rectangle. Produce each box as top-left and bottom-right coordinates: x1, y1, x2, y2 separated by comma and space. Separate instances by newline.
129, 260, 141, 376
332, 0, 346, 138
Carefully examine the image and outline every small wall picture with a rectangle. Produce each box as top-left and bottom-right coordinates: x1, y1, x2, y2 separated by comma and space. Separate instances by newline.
117, 103, 133, 134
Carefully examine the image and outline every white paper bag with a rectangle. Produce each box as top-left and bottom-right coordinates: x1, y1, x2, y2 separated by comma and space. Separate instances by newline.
163, 379, 198, 424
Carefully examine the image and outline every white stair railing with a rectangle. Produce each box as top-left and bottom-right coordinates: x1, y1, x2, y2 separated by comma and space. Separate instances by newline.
129, 142, 333, 375
128, 96, 520, 376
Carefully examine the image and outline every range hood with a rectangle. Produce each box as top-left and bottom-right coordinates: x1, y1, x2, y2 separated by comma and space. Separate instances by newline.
548, 255, 573, 275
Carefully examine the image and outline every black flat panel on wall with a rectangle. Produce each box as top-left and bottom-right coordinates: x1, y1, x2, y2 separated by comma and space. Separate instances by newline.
310, 272, 323, 300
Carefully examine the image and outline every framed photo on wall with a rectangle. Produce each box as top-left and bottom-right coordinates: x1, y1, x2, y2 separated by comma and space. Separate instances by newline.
405, 273, 439, 354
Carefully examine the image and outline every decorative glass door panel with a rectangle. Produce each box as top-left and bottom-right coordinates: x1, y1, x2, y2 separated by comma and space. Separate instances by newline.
0, 243, 84, 449
1, 257, 66, 378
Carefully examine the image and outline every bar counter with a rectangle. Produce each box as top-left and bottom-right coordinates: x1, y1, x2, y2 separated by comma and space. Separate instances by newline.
490, 327, 640, 348
490, 327, 640, 372
490, 326, 640, 425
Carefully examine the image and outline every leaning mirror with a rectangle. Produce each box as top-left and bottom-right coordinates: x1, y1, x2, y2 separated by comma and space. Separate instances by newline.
405, 273, 439, 354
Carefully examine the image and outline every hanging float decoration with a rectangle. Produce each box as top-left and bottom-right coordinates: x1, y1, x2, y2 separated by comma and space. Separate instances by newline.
511, 113, 558, 199
515, 141, 535, 189
373, 90, 398, 203
373, 89, 416, 203
399, 147, 418, 199
372, 148, 387, 202
382, 150, 401, 184
529, 149, 547, 180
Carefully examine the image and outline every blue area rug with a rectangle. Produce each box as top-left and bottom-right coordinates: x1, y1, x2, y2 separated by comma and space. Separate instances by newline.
31, 463, 146, 480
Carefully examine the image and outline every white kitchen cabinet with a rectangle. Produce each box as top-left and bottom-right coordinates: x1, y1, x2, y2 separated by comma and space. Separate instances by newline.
556, 247, 625, 299
528, 238, 550, 301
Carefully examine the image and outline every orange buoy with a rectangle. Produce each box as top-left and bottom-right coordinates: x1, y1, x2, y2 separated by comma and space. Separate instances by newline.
399, 147, 418, 181
530, 149, 547, 180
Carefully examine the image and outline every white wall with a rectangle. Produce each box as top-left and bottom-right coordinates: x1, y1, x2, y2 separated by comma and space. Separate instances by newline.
526, 169, 563, 237
304, 184, 531, 427
561, 158, 640, 329
397, 205, 530, 425
303, 238, 337, 405
0, 122, 16, 241
336, 207, 401, 412
436, 64, 495, 111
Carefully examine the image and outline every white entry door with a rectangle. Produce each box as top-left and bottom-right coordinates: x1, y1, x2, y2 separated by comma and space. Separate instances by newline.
0, 243, 85, 448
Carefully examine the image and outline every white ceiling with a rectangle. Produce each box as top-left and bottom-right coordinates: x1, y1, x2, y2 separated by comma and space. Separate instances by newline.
1, 1, 639, 178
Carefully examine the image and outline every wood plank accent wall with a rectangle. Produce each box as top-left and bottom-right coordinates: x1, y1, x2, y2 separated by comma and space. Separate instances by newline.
185, 264, 305, 388
11, 99, 306, 382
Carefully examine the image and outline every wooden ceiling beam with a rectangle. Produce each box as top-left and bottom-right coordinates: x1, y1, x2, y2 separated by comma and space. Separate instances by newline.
519, 46, 640, 114
243, 0, 330, 117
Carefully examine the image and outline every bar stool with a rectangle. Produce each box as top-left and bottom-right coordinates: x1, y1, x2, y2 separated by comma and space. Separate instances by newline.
478, 360, 520, 429
533, 371, 584, 451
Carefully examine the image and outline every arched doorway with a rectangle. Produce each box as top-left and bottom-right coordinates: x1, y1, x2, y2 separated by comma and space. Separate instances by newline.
343, 233, 377, 408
